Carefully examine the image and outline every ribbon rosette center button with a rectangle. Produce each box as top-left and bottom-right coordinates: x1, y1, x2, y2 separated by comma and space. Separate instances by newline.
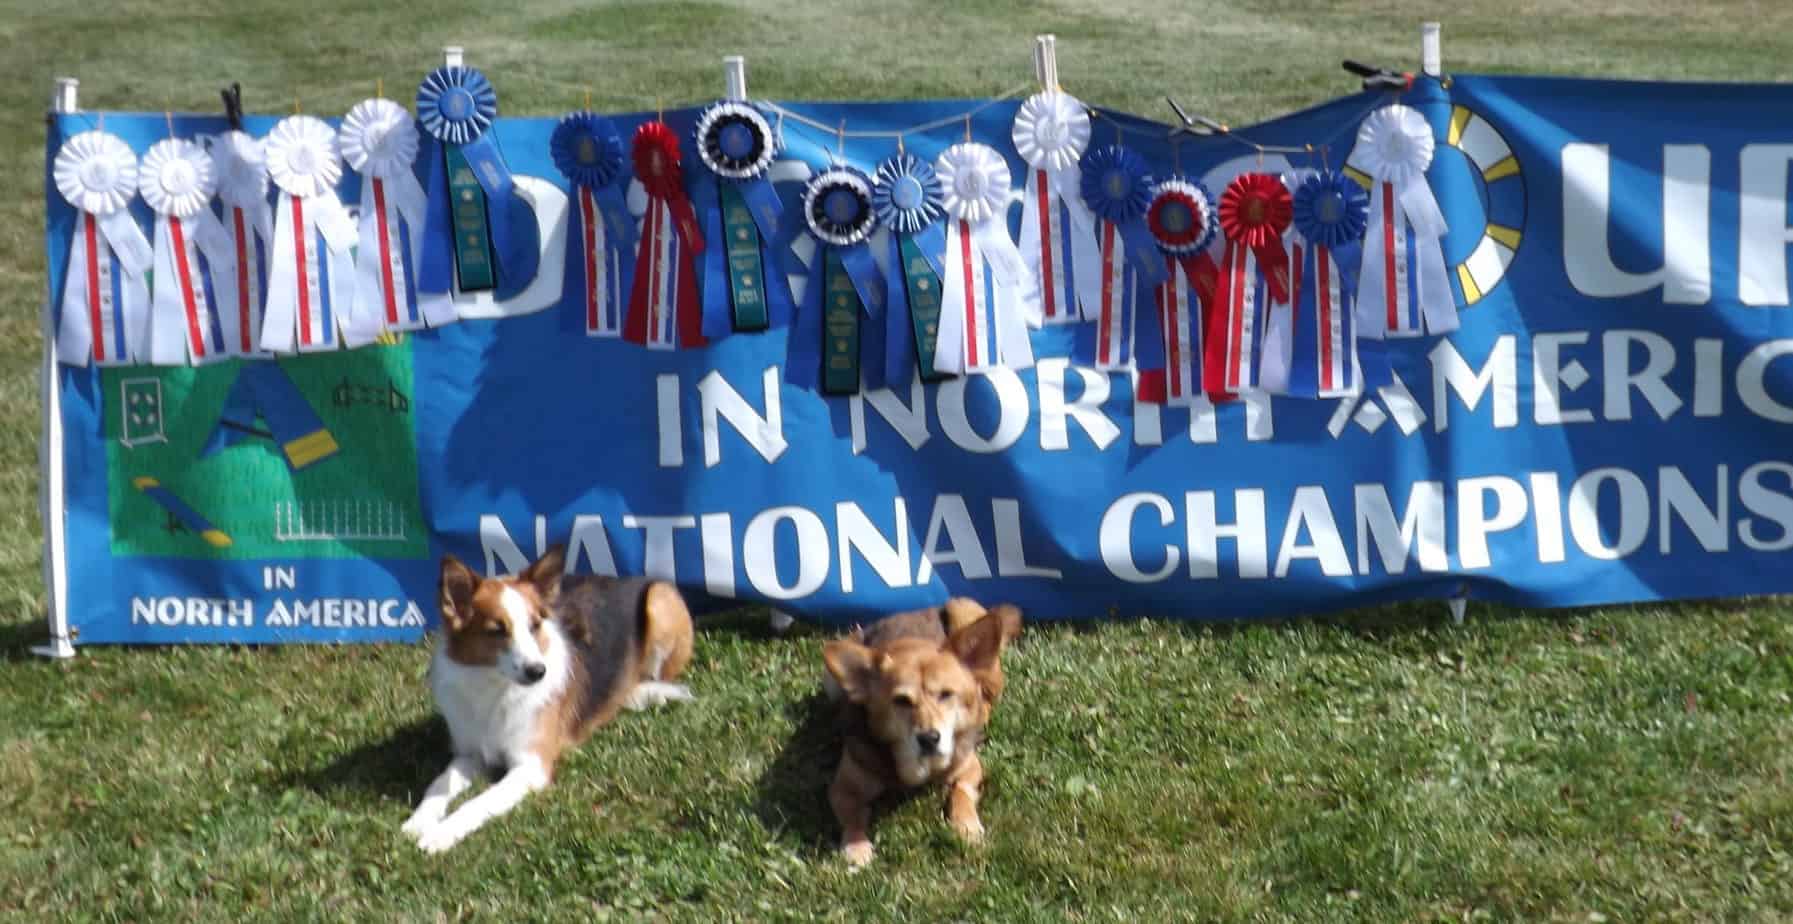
159, 159, 197, 196
79, 160, 116, 193
440, 87, 474, 121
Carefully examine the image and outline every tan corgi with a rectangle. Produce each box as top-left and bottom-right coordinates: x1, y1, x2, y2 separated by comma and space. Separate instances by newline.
403, 546, 694, 853
820, 598, 1022, 867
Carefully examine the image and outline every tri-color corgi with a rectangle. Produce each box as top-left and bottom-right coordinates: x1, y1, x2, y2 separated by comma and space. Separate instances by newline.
821, 598, 1022, 867
402, 546, 695, 853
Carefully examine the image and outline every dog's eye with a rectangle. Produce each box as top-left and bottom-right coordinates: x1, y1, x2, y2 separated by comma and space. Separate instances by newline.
486, 623, 507, 637
891, 693, 914, 709
936, 690, 953, 703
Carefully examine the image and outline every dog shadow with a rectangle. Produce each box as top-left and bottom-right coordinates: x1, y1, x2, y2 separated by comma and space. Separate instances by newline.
281, 716, 449, 805
751, 690, 931, 856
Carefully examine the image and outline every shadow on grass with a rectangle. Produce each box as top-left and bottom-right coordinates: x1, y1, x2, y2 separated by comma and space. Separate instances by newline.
751, 690, 840, 854
0, 618, 49, 663
282, 716, 449, 805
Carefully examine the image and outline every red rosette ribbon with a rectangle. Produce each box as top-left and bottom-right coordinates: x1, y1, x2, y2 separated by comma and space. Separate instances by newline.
632, 121, 703, 253
1218, 172, 1292, 303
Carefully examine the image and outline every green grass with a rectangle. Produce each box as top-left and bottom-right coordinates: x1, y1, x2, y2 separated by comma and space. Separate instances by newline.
3, 0, 1793, 920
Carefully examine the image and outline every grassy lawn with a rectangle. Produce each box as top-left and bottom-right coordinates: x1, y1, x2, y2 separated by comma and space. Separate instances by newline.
3, 1, 1793, 920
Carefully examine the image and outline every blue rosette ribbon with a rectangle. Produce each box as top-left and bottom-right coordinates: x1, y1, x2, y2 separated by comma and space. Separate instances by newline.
1288, 169, 1378, 396
1291, 170, 1370, 290
787, 166, 885, 396
690, 101, 795, 337
872, 153, 948, 387
415, 65, 536, 303
1079, 144, 1169, 288
551, 111, 635, 336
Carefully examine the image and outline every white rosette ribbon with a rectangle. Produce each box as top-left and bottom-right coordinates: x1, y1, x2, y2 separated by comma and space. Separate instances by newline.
932, 142, 1036, 374
140, 138, 235, 365
339, 98, 433, 332
1012, 90, 1099, 325
211, 130, 276, 357
53, 131, 153, 366
260, 115, 373, 353
1351, 104, 1455, 337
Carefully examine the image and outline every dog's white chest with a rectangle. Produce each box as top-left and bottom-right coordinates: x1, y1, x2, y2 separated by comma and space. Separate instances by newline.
430, 647, 566, 766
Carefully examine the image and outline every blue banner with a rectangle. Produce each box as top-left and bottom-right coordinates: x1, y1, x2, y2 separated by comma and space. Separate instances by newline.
41, 75, 1793, 645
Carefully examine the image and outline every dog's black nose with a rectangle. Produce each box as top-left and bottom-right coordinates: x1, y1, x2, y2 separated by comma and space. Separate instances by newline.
916, 730, 941, 754
520, 662, 547, 684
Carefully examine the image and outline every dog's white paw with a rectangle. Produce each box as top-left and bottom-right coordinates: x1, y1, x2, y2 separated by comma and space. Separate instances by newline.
840, 840, 875, 869
415, 823, 466, 854
401, 804, 446, 840
625, 681, 695, 711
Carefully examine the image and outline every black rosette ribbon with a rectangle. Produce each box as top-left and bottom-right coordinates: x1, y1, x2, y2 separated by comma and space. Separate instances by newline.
692, 101, 793, 336
788, 166, 885, 396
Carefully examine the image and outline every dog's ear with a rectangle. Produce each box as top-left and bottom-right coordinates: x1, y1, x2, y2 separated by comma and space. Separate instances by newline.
947, 610, 1005, 674
439, 555, 478, 631
822, 640, 879, 704
520, 544, 566, 605
987, 604, 1024, 646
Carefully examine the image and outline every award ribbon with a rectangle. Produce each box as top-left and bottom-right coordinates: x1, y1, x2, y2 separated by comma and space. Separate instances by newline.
872, 153, 949, 387
259, 115, 364, 354
692, 101, 794, 336
1261, 170, 1373, 398
52, 130, 152, 367
417, 66, 535, 315
141, 138, 234, 365
1352, 104, 1454, 338
1134, 178, 1219, 406
212, 130, 274, 357
1204, 172, 1292, 395
340, 97, 431, 333
1076, 144, 1170, 373
932, 142, 1036, 375
550, 111, 633, 337
1012, 91, 1099, 326
622, 121, 706, 350
788, 166, 884, 395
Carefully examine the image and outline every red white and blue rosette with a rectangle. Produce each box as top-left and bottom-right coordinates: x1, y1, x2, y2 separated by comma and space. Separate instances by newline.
551, 110, 634, 337
1352, 103, 1454, 338
787, 166, 884, 395
259, 115, 365, 354
932, 142, 1035, 375
1075, 143, 1169, 373
53, 130, 153, 366
415, 66, 534, 309
1270, 169, 1373, 398
211, 128, 274, 357
692, 101, 794, 337
622, 121, 706, 350
873, 153, 950, 386
140, 138, 234, 366
1203, 172, 1292, 396
340, 97, 434, 333
1012, 91, 1098, 326
1134, 178, 1220, 405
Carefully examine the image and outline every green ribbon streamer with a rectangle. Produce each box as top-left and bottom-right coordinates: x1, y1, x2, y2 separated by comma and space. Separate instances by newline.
721, 183, 768, 331
898, 235, 946, 382
822, 249, 861, 395
445, 145, 496, 292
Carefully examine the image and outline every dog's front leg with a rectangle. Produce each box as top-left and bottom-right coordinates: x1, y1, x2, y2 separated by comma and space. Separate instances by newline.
403, 755, 484, 840
414, 755, 549, 854
829, 754, 883, 869
945, 753, 985, 845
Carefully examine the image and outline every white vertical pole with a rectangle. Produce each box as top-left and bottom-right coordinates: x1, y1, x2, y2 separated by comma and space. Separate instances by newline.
723, 56, 747, 102
1421, 22, 1442, 77
442, 45, 465, 68
33, 78, 78, 659
1033, 34, 1058, 90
